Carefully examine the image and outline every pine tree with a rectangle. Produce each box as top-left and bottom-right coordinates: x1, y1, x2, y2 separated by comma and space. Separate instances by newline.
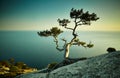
38, 8, 99, 59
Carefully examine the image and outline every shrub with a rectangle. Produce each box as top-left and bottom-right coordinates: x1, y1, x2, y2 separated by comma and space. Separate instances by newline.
9, 66, 20, 73
47, 62, 58, 69
0, 60, 11, 67
107, 47, 116, 53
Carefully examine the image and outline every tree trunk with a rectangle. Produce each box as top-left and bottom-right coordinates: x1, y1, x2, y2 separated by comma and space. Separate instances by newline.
64, 43, 70, 58
64, 36, 77, 59
64, 18, 78, 59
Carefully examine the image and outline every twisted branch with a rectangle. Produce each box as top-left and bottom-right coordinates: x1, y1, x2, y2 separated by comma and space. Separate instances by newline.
64, 26, 73, 30
54, 36, 66, 52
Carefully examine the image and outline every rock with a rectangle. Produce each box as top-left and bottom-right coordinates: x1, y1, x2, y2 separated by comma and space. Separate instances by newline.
107, 47, 116, 53
50, 57, 87, 70
15, 51, 120, 78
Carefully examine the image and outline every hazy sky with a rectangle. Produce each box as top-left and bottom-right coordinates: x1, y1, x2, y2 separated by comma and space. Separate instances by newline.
0, 0, 120, 31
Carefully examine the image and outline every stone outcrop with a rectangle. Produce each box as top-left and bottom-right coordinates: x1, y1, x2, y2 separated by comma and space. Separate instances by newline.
15, 51, 120, 78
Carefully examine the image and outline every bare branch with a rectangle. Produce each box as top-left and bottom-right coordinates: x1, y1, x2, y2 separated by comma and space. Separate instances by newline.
61, 38, 67, 48
54, 37, 65, 52
76, 20, 81, 24
64, 26, 73, 30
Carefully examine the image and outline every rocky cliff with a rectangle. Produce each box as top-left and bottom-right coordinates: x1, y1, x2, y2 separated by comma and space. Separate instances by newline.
15, 51, 120, 78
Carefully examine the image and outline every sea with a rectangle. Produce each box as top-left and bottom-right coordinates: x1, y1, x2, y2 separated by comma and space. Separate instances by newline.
0, 31, 120, 69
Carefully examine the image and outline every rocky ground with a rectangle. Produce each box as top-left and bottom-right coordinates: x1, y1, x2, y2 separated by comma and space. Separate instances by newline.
15, 51, 120, 78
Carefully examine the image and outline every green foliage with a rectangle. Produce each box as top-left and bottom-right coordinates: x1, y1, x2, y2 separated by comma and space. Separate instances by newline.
15, 62, 30, 69
47, 62, 58, 69
70, 8, 99, 25
0, 63, 2, 68
57, 19, 70, 26
0, 73, 17, 78
107, 47, 116, 53
0, 60, 11, 67
50, 27, 63, 37
78, 41, 86, 46
87, 44, 94, 48
74, 38, 94, 48
38, 27, 63, 37
9, 58, 15, 65
0, 58, 36, 78
38, 30, 52, 37
9, 66, 20, 72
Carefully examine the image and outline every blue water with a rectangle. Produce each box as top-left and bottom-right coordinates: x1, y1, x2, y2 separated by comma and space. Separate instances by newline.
0, 31, 120, 69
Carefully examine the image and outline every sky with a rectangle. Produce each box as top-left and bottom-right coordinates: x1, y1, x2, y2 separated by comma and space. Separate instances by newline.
0, 0, 120, 31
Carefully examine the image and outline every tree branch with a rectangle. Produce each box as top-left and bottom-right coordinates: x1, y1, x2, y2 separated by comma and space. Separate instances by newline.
68, 18, 78, 46
72, 41, 94, 48
76, 20, 81, 24
54, 36, 65, 52
72, 42, 86, 48
61, 38, 67, 48
72, 18, 78, 37
64, 26, 73, 30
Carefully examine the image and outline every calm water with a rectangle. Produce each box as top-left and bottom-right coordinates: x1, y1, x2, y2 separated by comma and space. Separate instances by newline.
0, 31, 120, 69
